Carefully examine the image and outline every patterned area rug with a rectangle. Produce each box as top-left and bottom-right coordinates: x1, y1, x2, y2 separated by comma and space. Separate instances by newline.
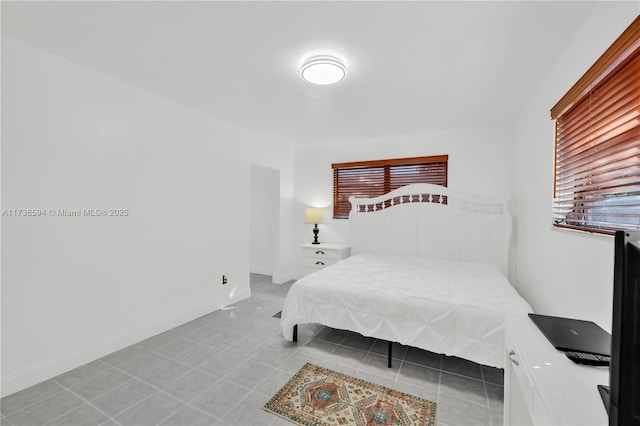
263, 363, 437, 426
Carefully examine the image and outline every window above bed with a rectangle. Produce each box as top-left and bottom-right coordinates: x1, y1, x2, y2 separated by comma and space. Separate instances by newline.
550, 16, 640, 234
331, 155, 448, 219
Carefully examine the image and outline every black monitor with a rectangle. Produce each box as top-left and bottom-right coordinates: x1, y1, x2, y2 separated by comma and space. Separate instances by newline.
599, 229, 640, 425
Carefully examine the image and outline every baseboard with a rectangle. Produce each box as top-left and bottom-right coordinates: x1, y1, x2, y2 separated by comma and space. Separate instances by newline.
232, 288, 251, 302
273, 271, 296, 285
0, 295, 248, 397
250, 266, 273, 276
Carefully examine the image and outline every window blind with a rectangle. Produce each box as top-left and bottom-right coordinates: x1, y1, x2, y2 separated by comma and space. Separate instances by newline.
332, 155, 448, 219
551, 16, 640, 233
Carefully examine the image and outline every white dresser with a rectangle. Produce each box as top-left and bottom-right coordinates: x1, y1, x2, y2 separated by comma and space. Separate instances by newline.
300, 243, 350, 277
504, 314, 609, 425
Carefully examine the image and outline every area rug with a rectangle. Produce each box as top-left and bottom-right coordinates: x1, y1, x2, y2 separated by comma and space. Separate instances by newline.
263, 363, 437, 426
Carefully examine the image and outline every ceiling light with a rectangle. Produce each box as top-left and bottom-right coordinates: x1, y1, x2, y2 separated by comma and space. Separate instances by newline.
300, 55, 346, 85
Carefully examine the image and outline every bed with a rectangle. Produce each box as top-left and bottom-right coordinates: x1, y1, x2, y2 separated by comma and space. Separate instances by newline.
281, 183, 532, 368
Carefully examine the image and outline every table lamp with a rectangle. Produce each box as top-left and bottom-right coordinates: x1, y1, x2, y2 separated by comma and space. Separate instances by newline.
304, 207, 325, 245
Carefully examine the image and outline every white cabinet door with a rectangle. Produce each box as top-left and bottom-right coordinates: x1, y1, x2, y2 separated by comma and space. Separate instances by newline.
505, 331, 534, 426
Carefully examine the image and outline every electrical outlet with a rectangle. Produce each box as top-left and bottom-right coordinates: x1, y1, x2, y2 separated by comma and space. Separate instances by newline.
222, 274, 228, 285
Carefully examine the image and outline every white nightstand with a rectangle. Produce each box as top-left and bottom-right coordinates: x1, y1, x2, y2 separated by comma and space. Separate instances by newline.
300, 243, 350, 277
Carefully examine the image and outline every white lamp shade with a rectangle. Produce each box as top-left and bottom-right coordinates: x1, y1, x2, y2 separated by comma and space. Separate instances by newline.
304, 207, 326, 224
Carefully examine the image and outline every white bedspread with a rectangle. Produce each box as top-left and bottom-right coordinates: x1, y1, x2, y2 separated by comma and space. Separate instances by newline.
281, 253, 532, 368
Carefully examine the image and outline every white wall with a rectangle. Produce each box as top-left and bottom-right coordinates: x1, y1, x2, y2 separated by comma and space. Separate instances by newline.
250, 165, 279, 276
293, 125, 515, 277
0, 37, 290, 395
513, 3, 639, 331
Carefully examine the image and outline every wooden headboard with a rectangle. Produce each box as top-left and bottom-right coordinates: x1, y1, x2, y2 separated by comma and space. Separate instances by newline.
348, 183, 512, 276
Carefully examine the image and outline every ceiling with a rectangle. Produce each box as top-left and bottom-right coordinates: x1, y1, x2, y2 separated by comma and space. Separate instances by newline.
2, 1, 598, 145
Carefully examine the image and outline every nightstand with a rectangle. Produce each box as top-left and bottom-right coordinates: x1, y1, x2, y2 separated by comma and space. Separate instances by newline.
300, 243, 350, 277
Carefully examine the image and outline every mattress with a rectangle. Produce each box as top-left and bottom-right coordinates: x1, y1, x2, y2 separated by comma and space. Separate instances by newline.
281, 253, 532, 368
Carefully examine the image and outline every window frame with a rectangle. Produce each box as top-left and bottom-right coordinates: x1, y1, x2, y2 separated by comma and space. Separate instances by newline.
550, 16, 640, 235
331, 155, 448, 219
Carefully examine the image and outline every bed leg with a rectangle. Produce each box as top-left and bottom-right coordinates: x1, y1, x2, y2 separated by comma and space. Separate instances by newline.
388, 341, 393, 368
293, 325, 298, 343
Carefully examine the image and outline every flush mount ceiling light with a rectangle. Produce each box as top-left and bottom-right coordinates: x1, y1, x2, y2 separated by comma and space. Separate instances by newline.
300, 55, 347, 85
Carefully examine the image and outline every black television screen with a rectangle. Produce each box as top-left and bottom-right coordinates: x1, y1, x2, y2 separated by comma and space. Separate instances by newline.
601, 229, 640, 426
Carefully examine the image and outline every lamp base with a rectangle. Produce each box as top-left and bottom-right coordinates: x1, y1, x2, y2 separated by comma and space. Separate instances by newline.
312, 224, 320, 244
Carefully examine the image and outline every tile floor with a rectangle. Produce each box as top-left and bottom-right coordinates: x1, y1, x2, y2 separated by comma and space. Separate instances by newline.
1, 274, 504, 426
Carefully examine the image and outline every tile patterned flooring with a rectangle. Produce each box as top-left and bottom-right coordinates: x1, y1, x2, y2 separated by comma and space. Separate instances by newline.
1, 274, 504, 426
